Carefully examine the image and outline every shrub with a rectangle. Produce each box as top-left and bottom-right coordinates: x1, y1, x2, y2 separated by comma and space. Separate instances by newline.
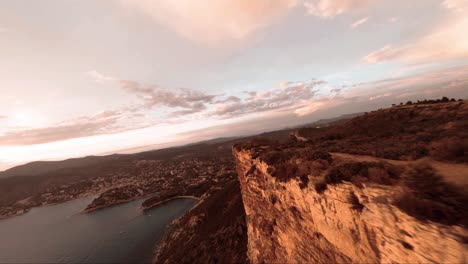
300, 150, 333, 163
348, 191, 364, 212
325, 162, 399, 185
250, 137, 277, 146
394, 163, 468, 227
260, 150, 294, 164
430, 137, 466, 161
298, 175, 309, 189
314, 181, 327, 194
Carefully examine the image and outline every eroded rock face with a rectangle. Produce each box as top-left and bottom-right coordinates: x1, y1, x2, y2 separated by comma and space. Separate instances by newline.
233, 146, 468, 264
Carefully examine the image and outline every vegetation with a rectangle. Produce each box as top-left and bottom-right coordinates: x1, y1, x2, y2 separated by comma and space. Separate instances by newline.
394, 163, 468, 227
297, 100, 467, 163
260, 149, 333, 183
395, 97, 464, 106
314, 181, 328, 194
430, 137, 467, 162
325, 162, 400, 186
347, 191, 364, 212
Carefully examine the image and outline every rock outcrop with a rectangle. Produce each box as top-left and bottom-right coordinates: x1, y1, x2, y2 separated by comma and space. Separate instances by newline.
233, 144, 468, 263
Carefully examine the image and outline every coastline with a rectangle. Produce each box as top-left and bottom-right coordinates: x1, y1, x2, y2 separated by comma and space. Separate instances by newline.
0, 193, 96, 221
82, 192, 158, 214
141, 196, 200, 211
81, 197, 138, 214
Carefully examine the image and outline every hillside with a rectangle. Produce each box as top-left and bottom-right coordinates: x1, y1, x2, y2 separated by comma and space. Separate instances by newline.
296, 101, 468, 162
232, 100, 468, 263
0, 155, 124, 179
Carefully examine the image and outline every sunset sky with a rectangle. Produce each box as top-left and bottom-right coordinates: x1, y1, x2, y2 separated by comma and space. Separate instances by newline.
1, 0, 468, 170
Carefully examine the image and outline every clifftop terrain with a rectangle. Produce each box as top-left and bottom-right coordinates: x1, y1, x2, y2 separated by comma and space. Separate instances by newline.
233, 100, 468, 263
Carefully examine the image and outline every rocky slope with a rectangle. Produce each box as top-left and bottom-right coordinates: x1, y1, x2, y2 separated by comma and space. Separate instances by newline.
154, 180, 248, 264
233, 146, 467, 263
232, 101, 468, 263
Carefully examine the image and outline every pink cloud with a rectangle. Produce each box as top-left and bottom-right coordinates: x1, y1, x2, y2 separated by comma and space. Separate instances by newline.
212, 80, 324, 117
86, 70, 115, 83
362, 15, 468, 64
441, 0, 467, 12
350, 17, 369, 29
125, 0, 297, 46
303, 0, 372, 18
0, 109, 150, 146
294, 99, 337, 116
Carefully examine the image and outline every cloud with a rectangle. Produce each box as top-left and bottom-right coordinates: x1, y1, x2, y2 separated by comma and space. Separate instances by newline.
294, 99, 336, 116
362, 45, 405, 63
368, 93, 392, 101
350, 17, 369, 28
86, 70, 115, 83
296, 65, 468, 117
3, 65, 467, 147
214, 96, 242, 104
341, 65, 468, 100
118, 78, 326, 119
124, 0, 297, 45
303, 0, 371, 18
0, 109, 151, 146
362, 15, 468, 64
120, 80, 217, 115
212, 80, 324, 117
441, 0, 467, 12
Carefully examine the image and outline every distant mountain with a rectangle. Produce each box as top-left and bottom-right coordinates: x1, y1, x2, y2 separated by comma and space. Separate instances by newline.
298, 112, 364, 128
184, 136, 241, 146
0, 113, 361, 179
0, 155, 125, 179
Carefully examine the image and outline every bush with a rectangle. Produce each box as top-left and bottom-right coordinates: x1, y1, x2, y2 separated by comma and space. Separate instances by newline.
430, 137, 466, 161
298, 175, 309, 189
325, 162, 399, 185
394, 163, 468, 227
260, 150, 294, 164
348, 191, 364, 212
300, 150, 333, 163
314, 181, 327, 194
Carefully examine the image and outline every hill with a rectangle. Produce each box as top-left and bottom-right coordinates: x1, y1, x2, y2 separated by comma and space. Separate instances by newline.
232, 100, 467, 263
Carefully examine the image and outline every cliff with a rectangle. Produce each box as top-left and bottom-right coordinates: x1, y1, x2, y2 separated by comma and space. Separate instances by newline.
233, 145, 468, 263
232, 101, 468, 264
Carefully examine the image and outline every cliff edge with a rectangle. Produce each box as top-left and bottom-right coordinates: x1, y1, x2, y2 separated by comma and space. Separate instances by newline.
233, 101, 468, 263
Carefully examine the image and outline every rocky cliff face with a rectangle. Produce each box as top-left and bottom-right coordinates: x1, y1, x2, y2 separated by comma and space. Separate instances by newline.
233, 144, 467, 263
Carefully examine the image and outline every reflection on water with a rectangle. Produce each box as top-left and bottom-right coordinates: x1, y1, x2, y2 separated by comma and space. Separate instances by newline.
0, 197, 196, 263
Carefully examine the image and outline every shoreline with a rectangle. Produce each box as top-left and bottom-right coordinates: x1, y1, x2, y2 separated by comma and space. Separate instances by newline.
82, 192, 158, 214
0, 193, 97, 221
82, 198, 138, 214
141, 196, 200, 211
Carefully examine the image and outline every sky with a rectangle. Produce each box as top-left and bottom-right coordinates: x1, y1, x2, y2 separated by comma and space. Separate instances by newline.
1, 0, 468, 170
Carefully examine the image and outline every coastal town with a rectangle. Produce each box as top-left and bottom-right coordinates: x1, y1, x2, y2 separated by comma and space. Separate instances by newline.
0, 144, 237, 219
